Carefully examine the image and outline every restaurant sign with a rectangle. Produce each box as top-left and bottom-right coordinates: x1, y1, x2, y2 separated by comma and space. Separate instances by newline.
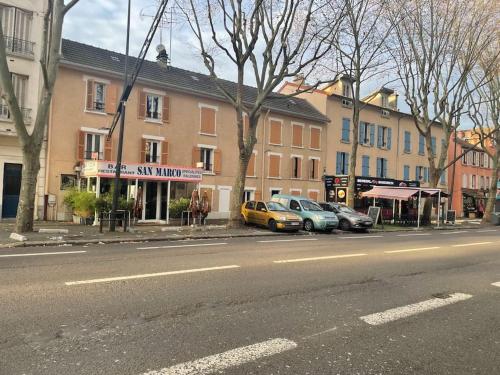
82, 161, 203, 182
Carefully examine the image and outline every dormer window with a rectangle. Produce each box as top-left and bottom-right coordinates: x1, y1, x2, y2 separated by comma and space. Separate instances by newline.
342, 81, 352, 98
381, 94, 388, 108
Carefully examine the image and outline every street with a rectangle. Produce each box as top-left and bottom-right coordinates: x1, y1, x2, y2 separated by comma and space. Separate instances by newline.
0, 229, 499, 375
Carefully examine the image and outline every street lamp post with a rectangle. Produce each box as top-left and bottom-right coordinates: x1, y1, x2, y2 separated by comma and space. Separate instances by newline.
110, 0, 131, 232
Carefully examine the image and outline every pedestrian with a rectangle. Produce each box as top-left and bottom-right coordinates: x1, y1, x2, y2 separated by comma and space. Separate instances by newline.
200, 191, 211, 225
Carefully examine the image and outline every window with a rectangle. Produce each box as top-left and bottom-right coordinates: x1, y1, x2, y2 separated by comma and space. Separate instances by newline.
1, 73, 29, 122
359, 122, 374, 146
404, 131, 411, 153
440, 171, 446, 185
479, 176, 485, 189
377, 125, 392, 149
362, 156, 370, 177
60, 174, 77, 190
403, 165, 410, 181
145, 140, 160, 163
200, 106, 216, 134
308, 190, 319, 201
291, 156, 302, 179
486, 177, 490, 189
200, 148, 213, 172
342, 81, 352, 98
243, 191, 254, 202
376, 158, 388, 178
0, 5, 34, 56
479, 153, 485, 167
431, 136, 436, 156
246, 153, 256, 177
471, 175, 476, 189
290, 189, 301, 196
418, 134, 425, 155
269, 120, 282, 145
94, 82, 105, 111
256, 202, 266, 211
310, 127, 321, 149
462, 174, 468, 188
292, 123, 303, 147
309, 158, 320, 180
290, 199, 301, 211
84, 133, 103, 160
341, 118, 350, 142
336, 152, 349, 175
85, 80, 107, 112
416, 166, 429, 182
270, 189, 281, 198
146, 93, 162, 120
269, 154, 281, 178
381, 94, 388, 108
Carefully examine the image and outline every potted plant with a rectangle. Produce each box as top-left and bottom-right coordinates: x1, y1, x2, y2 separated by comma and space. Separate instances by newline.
63, 189, 96, 224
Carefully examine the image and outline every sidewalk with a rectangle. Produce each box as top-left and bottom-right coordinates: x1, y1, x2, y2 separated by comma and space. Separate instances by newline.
0, 219, 492, 249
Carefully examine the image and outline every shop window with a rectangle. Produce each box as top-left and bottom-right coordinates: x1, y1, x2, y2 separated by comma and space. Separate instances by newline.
60, 174, 77, 190
269, 120, 282, 145
292, 123, 303, 147
310, 127, 321, 149
291, 156, 302, 179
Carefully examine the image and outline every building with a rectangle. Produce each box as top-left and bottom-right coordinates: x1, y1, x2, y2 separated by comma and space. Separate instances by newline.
280, 76, 448, 209
0, 0, 47, 220
448, 130, 496, 218
45, 39, 329, 222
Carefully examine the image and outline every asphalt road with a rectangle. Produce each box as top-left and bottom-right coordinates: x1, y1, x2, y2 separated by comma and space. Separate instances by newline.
0, 228, 499, 375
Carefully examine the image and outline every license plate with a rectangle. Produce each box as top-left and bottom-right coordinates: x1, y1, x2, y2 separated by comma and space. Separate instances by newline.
291, 222, 300, 225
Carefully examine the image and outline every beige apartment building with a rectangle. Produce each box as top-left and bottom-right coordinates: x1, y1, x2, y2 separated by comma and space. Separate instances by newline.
280, 76, 447, 207
0, 0, 47, 220
45, 40, 329, 221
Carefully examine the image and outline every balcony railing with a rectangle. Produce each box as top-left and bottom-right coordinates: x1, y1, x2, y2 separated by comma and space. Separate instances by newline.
3, 36, 35, 57
84, 150, 104, 160
0, 103, 32, 124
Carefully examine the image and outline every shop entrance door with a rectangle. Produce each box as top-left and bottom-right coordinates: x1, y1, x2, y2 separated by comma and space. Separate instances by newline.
2, 163, 22, 218
145, 181, 157, 220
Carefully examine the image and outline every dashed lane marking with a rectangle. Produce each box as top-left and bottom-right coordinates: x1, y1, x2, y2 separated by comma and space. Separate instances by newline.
257, 238, 318, 243
451, 242, 493, 248
384, 247, 440, 254
273, 253, 367, 264
360, 293, 473, 326
476, 229, 497, 233
439, 231, 469, 235
340, 235, 383, 239
137, 242, 228, 250
65, 265, 240, 286
0, 250, 86, 258
492, 282, 500, 288
141, 338, 297, 375
396, 233, 431, 237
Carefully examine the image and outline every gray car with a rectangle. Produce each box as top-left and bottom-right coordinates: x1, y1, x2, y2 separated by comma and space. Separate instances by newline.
319, 202, 373, 231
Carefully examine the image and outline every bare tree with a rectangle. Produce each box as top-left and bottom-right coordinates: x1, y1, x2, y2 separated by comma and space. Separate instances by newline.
0, 0, 80, 232
388, 0, 496, 223
179, 0, 341, 227
468, 46, 500, 223
326, 0, 396, 207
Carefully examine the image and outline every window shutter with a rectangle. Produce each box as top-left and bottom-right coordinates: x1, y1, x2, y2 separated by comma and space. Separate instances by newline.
105, 84, 119, 114
161, 141, 169, 164
192, 147, 201, 167
344, 153, 349, 174
162, 96, 170, 123
359, 122, 364, 144
138, 91, 146, 119
415, 166, 420, 180
246, 153, 255, 177
315, 159, 320, 180
270, 120, 281, 144
377, 126, 383, 148
254, 190, 262, 201
289, 157, 295, 178
383, 159, 388, 178
336, 152, 342, 175
269, 155, 280, 177
376, 158, 381, 177
310, 128, 320, 149
214, 149, 222, 174
387, 128, 392, 150
292, 124, 302, 147
369, 124, 375, 146
140, 139, 146, 163
104, 136, 112, 160
77, 130, 85, 159
201, 107, 216, 135
297, 158, 302, 179
86, 80, 94, 111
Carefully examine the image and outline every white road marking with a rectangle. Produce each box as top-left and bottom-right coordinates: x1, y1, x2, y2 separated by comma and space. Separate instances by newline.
476, 229, 497, 233
273, 253, 367, 264
340, 235, 383, 239
0, 250, 86, 258
451, 242, 493, 248
360, 293, 473, 326
257, 238, 318, 243
439, 231, 469, 235
137, 242, 228, 250
491, 282, 500, 288
142, 338, 297, 375
384, 247, 440, 254
396, 233, 431, 237
65, 265, 240, 286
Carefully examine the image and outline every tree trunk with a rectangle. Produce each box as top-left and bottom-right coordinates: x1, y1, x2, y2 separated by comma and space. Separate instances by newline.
228, 150, 252, 228
482, 154, 499, 223
15, 142, 41, 233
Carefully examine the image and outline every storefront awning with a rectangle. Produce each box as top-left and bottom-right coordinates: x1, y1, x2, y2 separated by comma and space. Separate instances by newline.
361, 186, 419, 200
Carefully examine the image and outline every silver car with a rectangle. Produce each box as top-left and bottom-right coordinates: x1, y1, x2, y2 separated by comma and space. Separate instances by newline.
319, 202, 373, 231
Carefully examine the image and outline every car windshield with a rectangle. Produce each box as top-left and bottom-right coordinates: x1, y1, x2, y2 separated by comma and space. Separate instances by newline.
300, 200, 323, 211
266, 202, 288, 211
337, 205, 356, 214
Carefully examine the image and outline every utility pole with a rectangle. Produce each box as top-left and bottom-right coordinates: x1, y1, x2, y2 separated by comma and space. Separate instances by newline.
110, 0, 131, 232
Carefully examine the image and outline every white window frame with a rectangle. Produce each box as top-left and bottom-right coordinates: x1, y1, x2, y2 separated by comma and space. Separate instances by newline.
291, 122, 304, 148
269, 187, 282, 198
290, 188, 302, 196
198, 103, 219, 136
84, 132, 104, 160
83, 77, 110, 115
144, 139, 162, 164
243, 187, 256, 202
144, 92, 163, 122
342, 81, 352, 98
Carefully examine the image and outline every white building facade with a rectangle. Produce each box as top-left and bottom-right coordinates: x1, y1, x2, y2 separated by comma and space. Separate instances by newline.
0, 0, 47, 220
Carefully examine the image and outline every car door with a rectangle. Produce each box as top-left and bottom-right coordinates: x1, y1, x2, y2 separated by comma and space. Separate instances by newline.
255, 202, 268, 225
245, 201, 256, 223
289, 199, 302, 217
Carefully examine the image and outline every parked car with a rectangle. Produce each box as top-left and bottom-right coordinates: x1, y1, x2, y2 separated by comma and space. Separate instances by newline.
318, 202, 373, 231
270, 194, 339, 232
241, 200, 303, 232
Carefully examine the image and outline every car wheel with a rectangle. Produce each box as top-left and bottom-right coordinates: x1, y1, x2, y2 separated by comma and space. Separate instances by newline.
268, 219, 278, 232
303, 219, 314, 232
339, 219, 351, 231
241, 214, 249, 225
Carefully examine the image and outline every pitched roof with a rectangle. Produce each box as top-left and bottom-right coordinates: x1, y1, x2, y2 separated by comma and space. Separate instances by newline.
60, 39, 329, 124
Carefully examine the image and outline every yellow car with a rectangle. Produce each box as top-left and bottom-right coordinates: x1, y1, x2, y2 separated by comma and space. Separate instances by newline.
241, 200, 303, 232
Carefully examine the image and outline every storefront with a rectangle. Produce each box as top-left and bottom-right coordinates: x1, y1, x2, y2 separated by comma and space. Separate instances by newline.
81, 161, 203, 223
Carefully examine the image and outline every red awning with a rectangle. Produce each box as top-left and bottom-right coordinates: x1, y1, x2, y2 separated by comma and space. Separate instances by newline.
361, 186, 420, 200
